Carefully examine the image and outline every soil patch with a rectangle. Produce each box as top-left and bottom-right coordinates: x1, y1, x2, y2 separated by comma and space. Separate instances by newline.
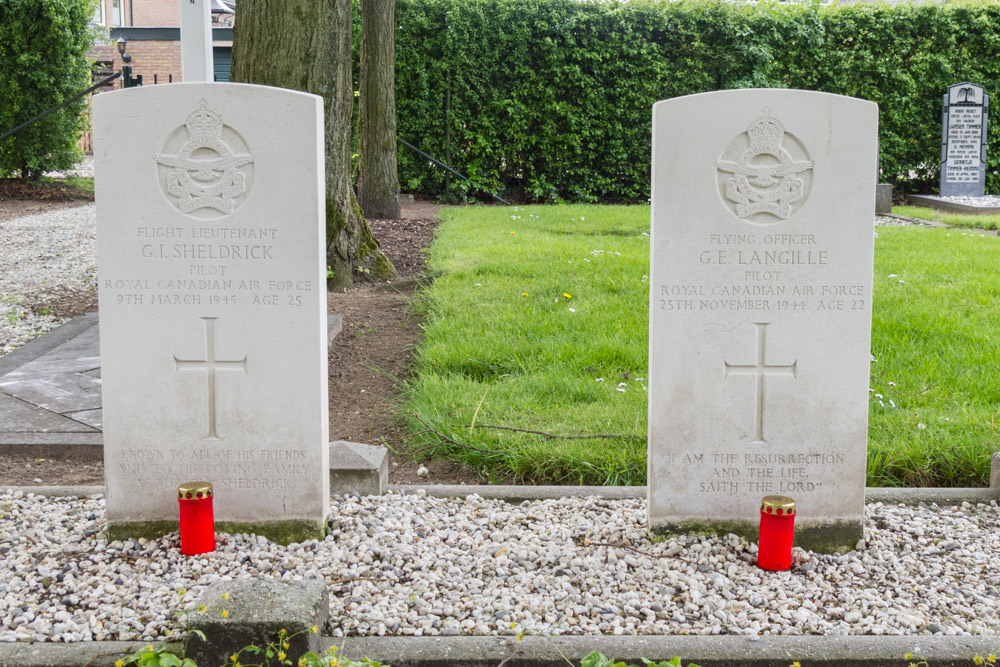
0, 178, 93, 223
0, 197, 490, 487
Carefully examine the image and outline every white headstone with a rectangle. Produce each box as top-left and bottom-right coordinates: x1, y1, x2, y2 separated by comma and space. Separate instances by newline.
94, 83, 329, 543
648, 89, 877, 552
181, 0, 213, 83
940, 82, 988, 197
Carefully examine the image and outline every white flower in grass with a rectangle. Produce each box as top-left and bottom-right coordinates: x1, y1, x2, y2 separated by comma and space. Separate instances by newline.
595, 378, 605, 382
889, 400, 895, 407
475, 283, 481, 287
879, 400, 884, 407
618, 382, 627, 387
641, 232, 649, 237
875, 393, 883, 399
918, 423, 927, 430
581, 217, 585, 221
583, 258, 590, 263
417, 465, 429, 477
888, 274, 898, 278
870, 355, 878, 363
568, 308, 576, 313
899, 280, 905, 284
888, 381, 896, 386
616, 387, 626, 393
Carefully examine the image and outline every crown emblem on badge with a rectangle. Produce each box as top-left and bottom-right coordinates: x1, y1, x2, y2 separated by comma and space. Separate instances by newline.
185, 100, 224, 141
154, 99, 255, 217
746, 114, 785, 148
715, 107, 813, 222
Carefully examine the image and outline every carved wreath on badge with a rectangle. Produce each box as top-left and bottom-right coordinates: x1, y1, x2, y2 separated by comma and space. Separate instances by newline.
155, 100, 255, 219
715, 108, 813, 223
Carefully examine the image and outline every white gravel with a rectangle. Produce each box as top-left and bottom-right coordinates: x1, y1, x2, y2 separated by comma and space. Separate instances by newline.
927, 195, 1000, 207
1, 490, 998, 642
0, 204, 97, 356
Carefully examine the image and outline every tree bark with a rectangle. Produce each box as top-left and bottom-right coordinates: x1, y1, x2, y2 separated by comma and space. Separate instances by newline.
230, 0, 394, 287
357, 0, 400, 219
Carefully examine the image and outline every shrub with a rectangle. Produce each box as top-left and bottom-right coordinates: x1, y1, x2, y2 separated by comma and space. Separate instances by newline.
393, 0, 1000, 201
0, 0, 98, 180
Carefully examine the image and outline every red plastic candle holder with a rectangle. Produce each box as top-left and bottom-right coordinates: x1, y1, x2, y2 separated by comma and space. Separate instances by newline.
757, 495, 796, 571
178, 481, 215, 555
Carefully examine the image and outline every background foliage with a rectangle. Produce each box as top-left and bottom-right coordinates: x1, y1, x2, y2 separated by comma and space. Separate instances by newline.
0, 0, 97, 179
392, 0, 1000, 202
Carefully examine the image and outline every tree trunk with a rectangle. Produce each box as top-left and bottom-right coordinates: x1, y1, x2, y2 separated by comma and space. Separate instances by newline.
230, 0, 394, 287
356, 0, 400, 219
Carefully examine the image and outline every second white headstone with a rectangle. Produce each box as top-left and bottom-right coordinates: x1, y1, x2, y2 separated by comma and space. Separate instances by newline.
648, 89, 877, 552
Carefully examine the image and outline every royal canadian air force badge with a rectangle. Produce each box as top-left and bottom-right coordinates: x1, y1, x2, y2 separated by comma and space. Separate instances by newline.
715, 109, 813, 223
155, 100, 255, 219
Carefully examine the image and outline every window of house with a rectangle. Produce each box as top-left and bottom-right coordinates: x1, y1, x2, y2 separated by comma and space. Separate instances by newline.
92, 0, 104, 25
111, 0, 121, 26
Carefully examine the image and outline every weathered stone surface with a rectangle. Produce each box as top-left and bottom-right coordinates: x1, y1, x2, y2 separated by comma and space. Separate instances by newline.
187, 579, 328, 667
648, 89, 877, 551
875, 184, 892, 215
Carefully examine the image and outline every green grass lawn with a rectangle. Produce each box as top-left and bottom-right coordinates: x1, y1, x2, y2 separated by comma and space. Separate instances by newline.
404, 205, 1000, 487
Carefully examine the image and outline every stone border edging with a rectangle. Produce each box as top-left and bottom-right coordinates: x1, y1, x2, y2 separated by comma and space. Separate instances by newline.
0, 640, 173, 667
0, 635, 996, 667
907, 194, 1000, 215
3, 484, 998, 505
326, 635, 1000, 667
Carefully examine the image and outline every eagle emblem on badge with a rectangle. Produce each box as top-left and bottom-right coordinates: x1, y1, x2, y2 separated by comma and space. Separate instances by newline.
155, 100, 255, 219
716, 108, 813, 223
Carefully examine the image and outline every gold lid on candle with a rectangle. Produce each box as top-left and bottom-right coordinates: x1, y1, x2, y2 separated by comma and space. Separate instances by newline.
761, 495, 796, 516
178, 481, 214, 500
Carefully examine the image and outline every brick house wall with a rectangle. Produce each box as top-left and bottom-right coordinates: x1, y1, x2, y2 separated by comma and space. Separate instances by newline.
91, 0, 234, 88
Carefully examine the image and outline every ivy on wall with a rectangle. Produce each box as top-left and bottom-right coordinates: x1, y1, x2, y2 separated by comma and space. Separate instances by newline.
391, 0, 1000, 202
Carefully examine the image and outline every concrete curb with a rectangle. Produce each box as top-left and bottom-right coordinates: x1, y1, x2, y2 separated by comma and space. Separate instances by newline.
908, 194, 1000, 215
0, 635, 997, 667
0, 640, 173, 667
327, 635, 1000, 667
878, 212, 949, 227
3, 484, 999, 505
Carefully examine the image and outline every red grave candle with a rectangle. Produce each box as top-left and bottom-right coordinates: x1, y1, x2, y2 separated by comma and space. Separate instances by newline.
757, 495, 796, 571
178, 481, 216, 555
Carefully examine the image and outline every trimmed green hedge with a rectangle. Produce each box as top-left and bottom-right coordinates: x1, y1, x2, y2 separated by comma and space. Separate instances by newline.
393, 0, 1000, 202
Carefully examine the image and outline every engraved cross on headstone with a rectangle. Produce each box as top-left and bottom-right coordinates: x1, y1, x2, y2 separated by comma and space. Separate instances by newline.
174, 316, 247, 439
724, 322, 797, 444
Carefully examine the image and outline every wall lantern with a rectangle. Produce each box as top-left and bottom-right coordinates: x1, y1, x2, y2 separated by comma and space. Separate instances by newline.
116, 37, 131, 63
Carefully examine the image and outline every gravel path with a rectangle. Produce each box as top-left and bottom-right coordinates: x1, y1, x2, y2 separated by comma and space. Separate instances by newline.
0, 204, 97, 356
1, 490, 998, 642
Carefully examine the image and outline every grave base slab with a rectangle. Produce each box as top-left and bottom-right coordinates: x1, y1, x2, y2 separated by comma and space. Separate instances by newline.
329, 440, 389, 496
